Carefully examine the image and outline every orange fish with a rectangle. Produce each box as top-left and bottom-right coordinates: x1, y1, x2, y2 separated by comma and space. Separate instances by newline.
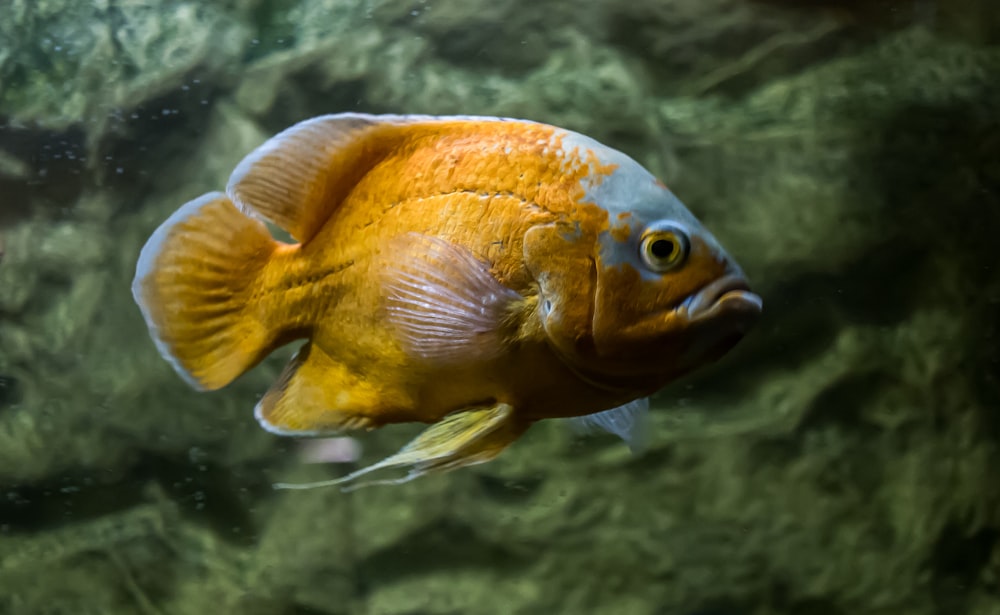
132, 113, 762, 489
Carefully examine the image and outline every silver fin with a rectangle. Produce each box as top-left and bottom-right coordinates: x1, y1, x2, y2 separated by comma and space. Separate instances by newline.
569, 397, 651, 453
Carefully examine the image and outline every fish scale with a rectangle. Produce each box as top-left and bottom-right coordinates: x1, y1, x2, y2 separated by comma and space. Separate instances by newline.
132, 113, 761, 490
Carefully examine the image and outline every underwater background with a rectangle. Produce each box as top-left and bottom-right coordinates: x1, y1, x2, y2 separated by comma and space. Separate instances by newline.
1, 0, 999, 613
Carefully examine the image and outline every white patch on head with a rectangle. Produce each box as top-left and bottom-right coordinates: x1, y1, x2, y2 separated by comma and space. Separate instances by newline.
554, 130, 700, 228
550, 129, 733, 275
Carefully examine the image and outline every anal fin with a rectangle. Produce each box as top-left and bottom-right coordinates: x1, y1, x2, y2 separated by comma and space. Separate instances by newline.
274, 403, 526, 492
255, 343, 377, 436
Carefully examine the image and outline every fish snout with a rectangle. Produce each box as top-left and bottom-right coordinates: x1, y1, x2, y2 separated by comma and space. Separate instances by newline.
682, 273, 763, 324
668, 272, 762, 367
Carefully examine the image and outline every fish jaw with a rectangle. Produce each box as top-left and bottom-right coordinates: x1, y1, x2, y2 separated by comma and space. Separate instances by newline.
560, 267, 762, 391
664, 273, 762, 366
677, 274, 763, 326
618, 272, 760, 359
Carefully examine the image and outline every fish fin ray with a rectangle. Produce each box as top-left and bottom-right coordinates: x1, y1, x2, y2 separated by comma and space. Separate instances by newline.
273, 403, 526, 492
568, 397, 651, 453
226, 114, 542, 243
226, 114, 382, 243
381, 233, 522, 364
255, 343, 378, 436
132, 192, 280, 391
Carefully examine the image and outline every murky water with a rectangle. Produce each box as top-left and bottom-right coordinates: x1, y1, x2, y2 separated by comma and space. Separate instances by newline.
1, 1, 998, 614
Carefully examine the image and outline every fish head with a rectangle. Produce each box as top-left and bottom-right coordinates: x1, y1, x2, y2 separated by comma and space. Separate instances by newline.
524, 132, 762, 389
587, 212, 762, 379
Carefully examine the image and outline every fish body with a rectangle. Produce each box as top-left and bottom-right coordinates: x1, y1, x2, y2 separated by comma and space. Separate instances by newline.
132, 114, 762, 488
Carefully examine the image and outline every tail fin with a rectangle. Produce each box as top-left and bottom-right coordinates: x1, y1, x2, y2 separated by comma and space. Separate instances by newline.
132, 191, 281, 391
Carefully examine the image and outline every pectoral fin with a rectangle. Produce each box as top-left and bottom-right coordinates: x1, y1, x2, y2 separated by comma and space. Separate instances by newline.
274, 403, 526, 491
568, 397, 651, 453
380, 233, 522, 364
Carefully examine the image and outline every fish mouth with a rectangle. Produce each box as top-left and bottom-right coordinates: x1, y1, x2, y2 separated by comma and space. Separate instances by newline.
681, 274, 763, 323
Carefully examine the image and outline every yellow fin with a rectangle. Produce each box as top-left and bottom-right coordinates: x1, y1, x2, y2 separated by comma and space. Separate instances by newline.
273, 403, 526, 492
226, 114, 380, 243
255, 343, 377, 436
132, 192, 280, 391
225, 113, 533, 243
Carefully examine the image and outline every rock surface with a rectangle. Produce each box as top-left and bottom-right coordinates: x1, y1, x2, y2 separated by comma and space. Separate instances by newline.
0, 1, 998, 614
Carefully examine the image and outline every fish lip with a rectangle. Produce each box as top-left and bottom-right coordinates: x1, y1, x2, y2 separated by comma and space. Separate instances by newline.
681, 274, 763, 322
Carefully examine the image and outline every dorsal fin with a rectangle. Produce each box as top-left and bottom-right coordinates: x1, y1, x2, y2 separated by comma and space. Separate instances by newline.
225, 113, 524, 243
226, 113, 383, 242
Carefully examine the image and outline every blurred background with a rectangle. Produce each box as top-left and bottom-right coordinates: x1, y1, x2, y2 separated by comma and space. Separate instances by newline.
0, 0, 998, 613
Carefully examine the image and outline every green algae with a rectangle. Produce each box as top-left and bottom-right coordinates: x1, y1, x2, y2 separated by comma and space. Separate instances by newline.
0, 1, 998, 614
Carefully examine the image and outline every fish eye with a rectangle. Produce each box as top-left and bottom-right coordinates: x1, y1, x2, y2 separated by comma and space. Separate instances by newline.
639, 223, 690, 272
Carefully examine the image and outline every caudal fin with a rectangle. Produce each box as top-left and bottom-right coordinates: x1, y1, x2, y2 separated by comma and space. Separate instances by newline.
132, 191, 281, 391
